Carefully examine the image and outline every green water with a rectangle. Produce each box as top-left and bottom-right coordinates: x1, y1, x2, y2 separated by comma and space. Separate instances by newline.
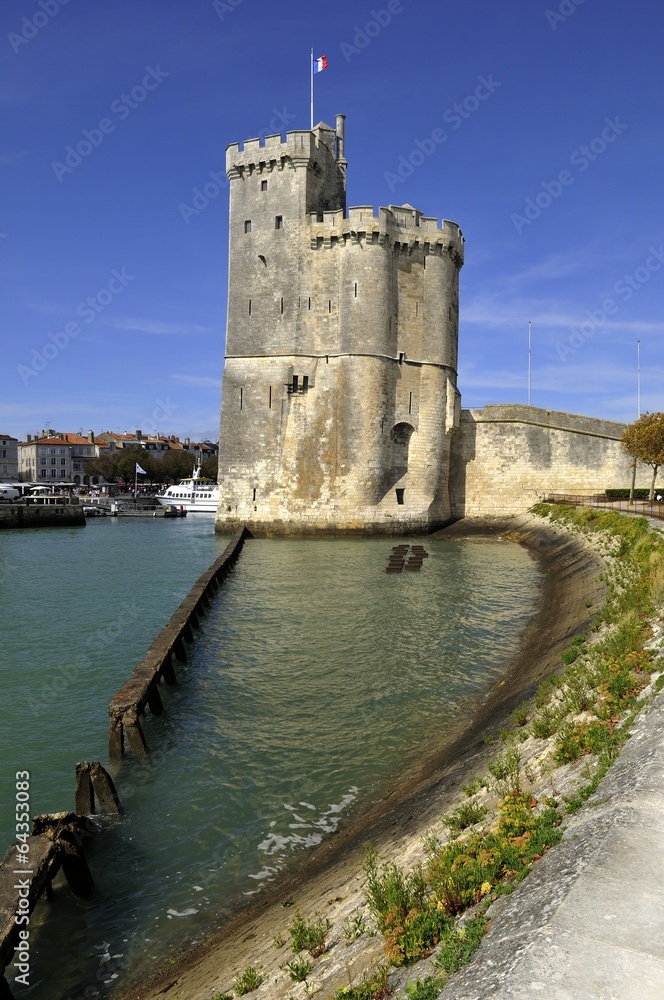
0, 519, 541, 998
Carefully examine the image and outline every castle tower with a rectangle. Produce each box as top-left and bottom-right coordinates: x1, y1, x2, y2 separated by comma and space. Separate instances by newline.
215, 116, 464, 536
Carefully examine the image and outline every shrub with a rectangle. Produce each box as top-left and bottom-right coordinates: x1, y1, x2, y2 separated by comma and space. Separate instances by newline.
461, 775, 484, 797
342, 911, 367, 943
530, 707, 561, 739
510, 704, 529, 727
287, 955, 312, 982
363, 847, 428, 930
288, 910, 331, 957
442, 802, 487, 835
233, 966, 263, 996
487, 746, 522, 796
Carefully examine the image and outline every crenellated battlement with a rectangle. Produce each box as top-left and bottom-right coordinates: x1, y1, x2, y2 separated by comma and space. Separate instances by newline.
226, 124, 339, 178
308, 204, 464, 261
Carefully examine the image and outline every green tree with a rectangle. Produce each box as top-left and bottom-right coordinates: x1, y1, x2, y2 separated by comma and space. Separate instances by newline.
115, 446, 158, 486
158, 449, 196, 483
622, 412, 664, 499
200, 455, 219, 481
85, 451, 121, 483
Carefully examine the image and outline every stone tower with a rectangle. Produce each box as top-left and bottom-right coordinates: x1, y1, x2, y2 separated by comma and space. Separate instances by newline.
215, 116, 464, 536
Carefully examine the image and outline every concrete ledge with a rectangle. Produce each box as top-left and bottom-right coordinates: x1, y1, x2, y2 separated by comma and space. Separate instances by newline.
0, 505, 85, 530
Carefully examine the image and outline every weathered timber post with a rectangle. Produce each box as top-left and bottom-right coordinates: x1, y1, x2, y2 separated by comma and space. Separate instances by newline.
75, 762, 95, 815
147, 685, 164, 716
108, 711, 125, 758
89, 762, 124, 816
124, 709, 149, 756
173, 636, 187, 662
58, 834, 95, 898
161, 655, 177, 685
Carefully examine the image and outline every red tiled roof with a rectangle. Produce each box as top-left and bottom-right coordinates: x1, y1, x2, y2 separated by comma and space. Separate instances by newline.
32, 434, 92, 445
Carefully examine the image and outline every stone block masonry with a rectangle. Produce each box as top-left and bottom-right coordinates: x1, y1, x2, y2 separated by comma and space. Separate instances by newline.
449, 405, 651, 518
215, 115, 464, 536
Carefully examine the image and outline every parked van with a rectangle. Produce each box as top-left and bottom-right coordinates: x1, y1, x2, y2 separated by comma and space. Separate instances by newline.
0, 486, 21, 502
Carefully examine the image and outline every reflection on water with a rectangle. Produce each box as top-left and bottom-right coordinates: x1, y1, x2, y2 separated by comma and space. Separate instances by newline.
0, 525, 541, 998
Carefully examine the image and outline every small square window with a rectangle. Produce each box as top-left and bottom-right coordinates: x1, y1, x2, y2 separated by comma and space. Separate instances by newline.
261, 180, 268, 191
275, 216, 283, 230
244, 220, 252, 234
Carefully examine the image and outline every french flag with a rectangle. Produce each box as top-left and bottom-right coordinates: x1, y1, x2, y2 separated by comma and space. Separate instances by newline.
314, 54, 328, 73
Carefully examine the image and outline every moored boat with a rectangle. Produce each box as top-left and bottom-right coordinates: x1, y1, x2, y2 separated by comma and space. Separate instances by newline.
155, 466, 219, 513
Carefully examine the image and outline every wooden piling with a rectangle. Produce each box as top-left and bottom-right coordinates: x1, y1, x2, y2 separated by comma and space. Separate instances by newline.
124, 711, 149, 757
88, 762, 124, 816
147, 685, 164, 716
75, 762, 95, 815
161, 656, 177, 685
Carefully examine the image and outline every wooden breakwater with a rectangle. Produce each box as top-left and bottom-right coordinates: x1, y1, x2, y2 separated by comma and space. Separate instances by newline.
108, 525, 252, 757
0, 505, 85, 530
0, 769, 123, 1000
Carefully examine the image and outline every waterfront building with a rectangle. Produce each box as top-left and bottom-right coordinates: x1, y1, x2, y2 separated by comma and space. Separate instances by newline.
97, 431, 218, 464
19, 432, 100, 484
0, 436, 19, 480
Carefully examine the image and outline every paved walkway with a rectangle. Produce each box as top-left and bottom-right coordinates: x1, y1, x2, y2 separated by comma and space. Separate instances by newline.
440, 675, 664, 999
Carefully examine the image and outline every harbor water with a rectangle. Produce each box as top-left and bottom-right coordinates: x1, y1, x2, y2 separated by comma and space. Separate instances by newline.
0, 517, 542, 998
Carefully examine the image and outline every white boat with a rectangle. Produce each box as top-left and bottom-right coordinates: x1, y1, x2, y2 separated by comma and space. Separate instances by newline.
155, 467, 219, 513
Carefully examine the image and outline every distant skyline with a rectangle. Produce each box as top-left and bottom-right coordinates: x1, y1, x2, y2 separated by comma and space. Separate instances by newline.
1, 0, 662, 441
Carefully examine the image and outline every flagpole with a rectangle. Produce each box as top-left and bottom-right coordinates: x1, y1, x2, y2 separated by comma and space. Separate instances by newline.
310, 48, 314, 130
637, 339, 641, 418
527, 320, 532, 407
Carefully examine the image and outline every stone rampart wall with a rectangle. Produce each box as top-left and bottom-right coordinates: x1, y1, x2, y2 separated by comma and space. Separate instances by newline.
449, 405, 651, 518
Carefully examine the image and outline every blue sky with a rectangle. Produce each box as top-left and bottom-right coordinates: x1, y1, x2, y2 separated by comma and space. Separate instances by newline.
1, 0, 662, 442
